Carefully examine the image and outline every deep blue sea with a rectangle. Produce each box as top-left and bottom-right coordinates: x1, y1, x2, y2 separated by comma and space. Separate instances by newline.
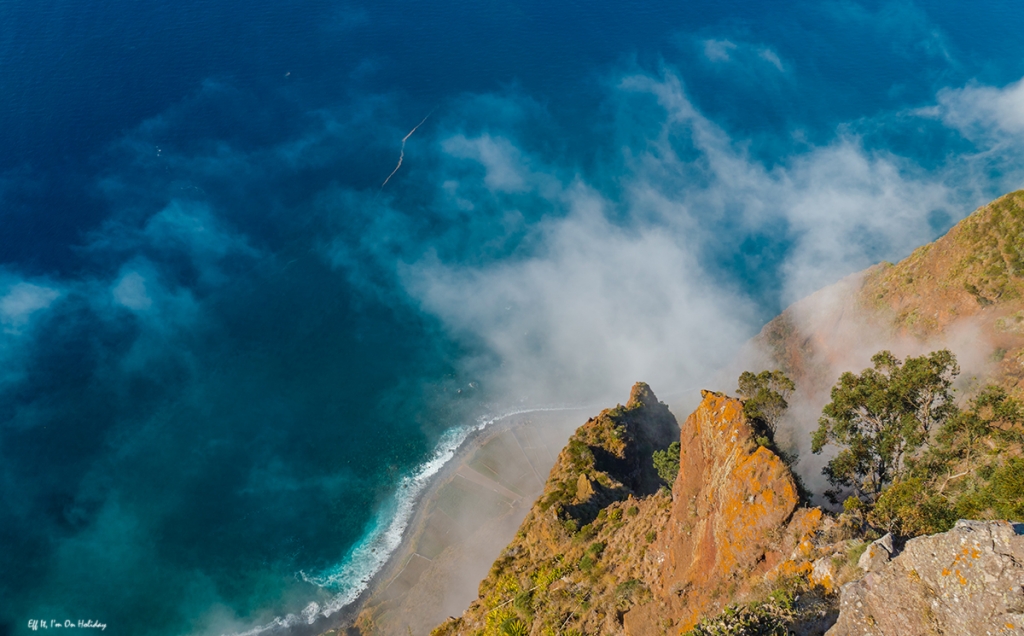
2, 1, 1024, 634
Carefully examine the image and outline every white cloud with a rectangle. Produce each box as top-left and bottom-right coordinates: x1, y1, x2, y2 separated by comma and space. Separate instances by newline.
758, 48, 784, 71
929, 77, 1024, 138
408, 182, 755, 405
441, 134, 531, 193
700, 39, 785, 72
617, 70, 955, 302
399, 66, 1022, 409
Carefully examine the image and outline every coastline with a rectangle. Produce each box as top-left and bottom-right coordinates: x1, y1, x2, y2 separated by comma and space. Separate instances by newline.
287, 407, 590, 636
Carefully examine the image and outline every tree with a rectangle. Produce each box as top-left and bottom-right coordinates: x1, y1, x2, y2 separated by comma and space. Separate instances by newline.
811, 349, 959, 502
737, 370, 795, 435
652, 442, 680, 485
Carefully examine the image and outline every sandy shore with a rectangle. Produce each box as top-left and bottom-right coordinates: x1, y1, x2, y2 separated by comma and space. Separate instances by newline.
296, 408, 589, 636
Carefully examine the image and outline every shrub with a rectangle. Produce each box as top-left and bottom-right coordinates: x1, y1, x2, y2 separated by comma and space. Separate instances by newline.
870, 478, 957, 536
500, 618, 529, 636
627, 505, 640, 516
653, 441, 681, 485
990, 458, 1024, 520
684, 592, 795, 635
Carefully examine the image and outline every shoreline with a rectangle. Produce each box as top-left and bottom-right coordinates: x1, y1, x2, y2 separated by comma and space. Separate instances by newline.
279, 406, 591, 636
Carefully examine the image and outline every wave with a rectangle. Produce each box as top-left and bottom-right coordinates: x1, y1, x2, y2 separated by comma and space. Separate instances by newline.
223, 404, 588, 636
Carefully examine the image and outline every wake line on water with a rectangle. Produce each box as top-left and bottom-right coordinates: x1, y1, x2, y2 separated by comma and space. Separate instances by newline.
379, 111, 434, 190
224, 403, 591, 636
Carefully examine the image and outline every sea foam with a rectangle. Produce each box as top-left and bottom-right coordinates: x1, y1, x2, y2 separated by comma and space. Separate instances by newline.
225, 405, 583, 636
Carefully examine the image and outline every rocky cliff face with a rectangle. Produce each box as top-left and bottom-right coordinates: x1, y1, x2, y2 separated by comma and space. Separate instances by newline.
624, 390, 813, 634
432, 386, 830, 636
828, 520, 1024, 636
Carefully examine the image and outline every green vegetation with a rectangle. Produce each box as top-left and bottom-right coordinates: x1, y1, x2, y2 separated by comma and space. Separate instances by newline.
684, 591, 795, 636
812, 349, 959, 502
869, 385, 1024, 535
737, 370, 795, 435
813, 348, 1024, 536
652, 441, 680, 485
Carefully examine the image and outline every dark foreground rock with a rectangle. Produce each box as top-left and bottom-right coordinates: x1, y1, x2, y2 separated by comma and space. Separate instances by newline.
827, 520, 1024, 636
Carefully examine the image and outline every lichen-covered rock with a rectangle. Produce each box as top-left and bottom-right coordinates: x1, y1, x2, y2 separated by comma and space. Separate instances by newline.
828, 520, 1024, 636
810, 556, 835, 591
856, 533, 892, 573
428, 383, 680, 636
626, 390, 803, 633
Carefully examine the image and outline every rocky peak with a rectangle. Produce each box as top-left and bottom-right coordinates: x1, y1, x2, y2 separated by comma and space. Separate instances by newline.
626, 382, 657, 409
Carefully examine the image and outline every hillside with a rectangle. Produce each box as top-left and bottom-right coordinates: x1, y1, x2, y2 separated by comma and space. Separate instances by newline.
757, 190, 1024, 398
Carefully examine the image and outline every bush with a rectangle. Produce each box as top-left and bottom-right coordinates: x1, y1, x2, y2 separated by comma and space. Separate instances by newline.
990, 458, 1024, 520
627, 505, 640, 516
653, 442, 681, 485
870, 478, 957, 536
500, 617, 529, 636
578, 555, 595, 572
684, 592, 795, 635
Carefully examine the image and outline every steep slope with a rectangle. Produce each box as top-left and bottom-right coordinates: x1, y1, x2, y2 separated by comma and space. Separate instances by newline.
757, 190, 1024, 398
432, 387, 830, 636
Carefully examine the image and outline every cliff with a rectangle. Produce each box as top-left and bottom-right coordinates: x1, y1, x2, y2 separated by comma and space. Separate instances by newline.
431, 386, 835, 636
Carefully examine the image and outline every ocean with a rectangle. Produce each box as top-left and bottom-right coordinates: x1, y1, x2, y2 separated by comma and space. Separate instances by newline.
2, 0, 1024, 634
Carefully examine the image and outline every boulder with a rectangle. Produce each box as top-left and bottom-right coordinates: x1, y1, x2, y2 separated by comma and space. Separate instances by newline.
828, 520, 1024, 635
856, 533, 893, 572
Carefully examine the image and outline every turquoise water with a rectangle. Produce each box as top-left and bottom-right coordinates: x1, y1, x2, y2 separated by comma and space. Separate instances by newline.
2, 1, 1024, 634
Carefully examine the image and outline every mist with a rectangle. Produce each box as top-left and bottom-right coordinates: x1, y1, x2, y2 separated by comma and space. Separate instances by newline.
393, 66, 1024, 417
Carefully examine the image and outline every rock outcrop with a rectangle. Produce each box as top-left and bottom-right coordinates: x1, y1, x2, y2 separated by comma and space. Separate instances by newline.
828, 520, 1024, 636
856, 533, 893, 573
432, 386, 828, 636
431, 382, 682, 636
624, 390, 806, 633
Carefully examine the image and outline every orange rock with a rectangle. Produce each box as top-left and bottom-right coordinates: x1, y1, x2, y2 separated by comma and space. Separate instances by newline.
626, 390, 801, 633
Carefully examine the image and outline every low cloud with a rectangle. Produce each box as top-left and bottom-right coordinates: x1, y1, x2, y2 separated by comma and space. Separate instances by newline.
399, 65, 1018, 415
929, 77, 1024, 139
